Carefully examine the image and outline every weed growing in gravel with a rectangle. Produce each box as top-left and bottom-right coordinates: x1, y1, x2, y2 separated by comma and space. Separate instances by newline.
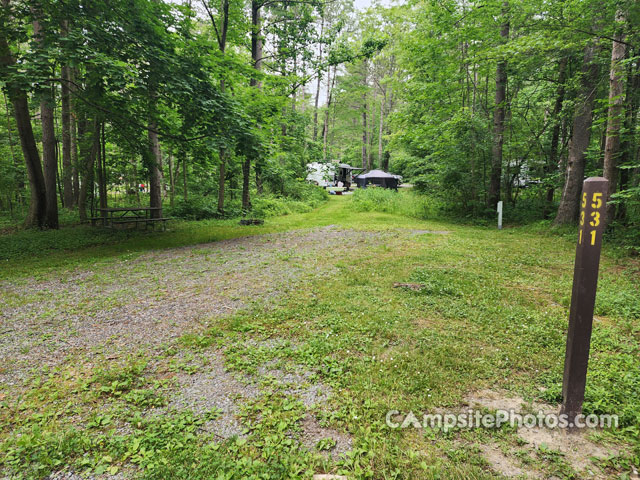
2, 197, 640, 478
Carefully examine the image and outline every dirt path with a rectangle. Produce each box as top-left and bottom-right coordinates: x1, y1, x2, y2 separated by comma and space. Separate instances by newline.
0, 226, 389, 390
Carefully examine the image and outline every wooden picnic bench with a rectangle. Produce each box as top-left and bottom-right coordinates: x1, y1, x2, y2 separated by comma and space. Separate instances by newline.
91, 207, 170, 231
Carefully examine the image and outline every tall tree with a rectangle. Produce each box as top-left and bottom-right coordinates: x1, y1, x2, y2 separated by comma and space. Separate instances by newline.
488, 1, 509, 209
602, 7, 627, 225
322, 65, 335, 161
60, 19, 74, 209
148, 121, 163, 218
33, 18, 59, 228
361, 60, 369, 169
78, 119, 100, 221
0, 0, 47, 228
61, 60, 74, 208
555, 43, 601, 225
243, 0, 264, 212
543, 56, 568, 218
202, 0, 230, 213
312, 16, 324, 142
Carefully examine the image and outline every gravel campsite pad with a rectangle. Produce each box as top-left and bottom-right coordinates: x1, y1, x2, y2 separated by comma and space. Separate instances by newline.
0, 226, 390, 389
1, 225, 404, 477
1, 214, 636, 479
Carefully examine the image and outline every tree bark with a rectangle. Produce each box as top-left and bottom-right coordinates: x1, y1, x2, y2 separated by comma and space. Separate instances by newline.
217, 151, 226, 212
70, 69, 79, 207
554, 44, 600, 225
242, 155, 251, 212
98, 122, 108, 212
378, 92, 385, 168
168, 150, 175, 207
40, 87, 58, 228
361, 62, 369, 170
617, 55, 640, 221
543, 56, 568, 218
61, 63, 74, 209
148, 123, 163, 219
78, 120, 100, 221
183, 156, 188, 201
312, 17, 324, 142
60, 20, 74, 209
3, 90, 21, 203
322, 65, 335, 161
0, 31, 47, 228
488, 0, 509, 209
213, 0, 230, 213
602, 8, 627, 225
32, 16, 58, 228
369, 89, 375, 168
243, 0, 263, 212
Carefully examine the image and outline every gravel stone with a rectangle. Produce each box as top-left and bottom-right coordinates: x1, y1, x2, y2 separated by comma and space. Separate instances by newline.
0, 227, 388, 390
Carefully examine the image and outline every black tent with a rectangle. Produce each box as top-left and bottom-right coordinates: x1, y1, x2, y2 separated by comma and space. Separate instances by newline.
354, 170, 399, 190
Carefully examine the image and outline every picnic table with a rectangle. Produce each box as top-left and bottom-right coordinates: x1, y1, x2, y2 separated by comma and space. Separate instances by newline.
91, 207, 170, 230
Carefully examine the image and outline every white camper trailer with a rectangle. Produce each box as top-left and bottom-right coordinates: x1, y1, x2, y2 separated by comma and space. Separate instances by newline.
306, 162, 336, 187
306, 162, 362, 189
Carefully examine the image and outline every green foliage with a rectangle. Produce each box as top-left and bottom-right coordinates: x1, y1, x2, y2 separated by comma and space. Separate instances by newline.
253, 182, 328, 218
252, 196, 313, 218
168, 181, 328, 220
351, 188, 437, 219
168, 198, 228, 220
0, 224, 134, 261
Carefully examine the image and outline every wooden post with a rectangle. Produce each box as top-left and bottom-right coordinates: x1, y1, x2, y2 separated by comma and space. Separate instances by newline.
497, 201, 503, 230
560, 177, 608, 424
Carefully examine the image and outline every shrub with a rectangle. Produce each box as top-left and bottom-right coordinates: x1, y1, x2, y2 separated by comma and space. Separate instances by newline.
168, 198, 242, 220
252, 181, 328, 218
351, 188, 438, 220
252, 196, 312, 218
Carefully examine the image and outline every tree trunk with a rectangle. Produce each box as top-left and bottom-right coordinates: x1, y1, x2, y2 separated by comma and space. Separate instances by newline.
32, 18, 58, 228
378, 93, 385, 168
96, 132, 105, 213
183, 156, 188, 201
168, 150, 175, 207
40, 90, 59, 228
242, 156, 251, 212
362, 104, 368, 169
218, 150, 226, 213
70, 67, 80, 207
61, 64, 74, 209
0, 33, 47, 228
98, 122, 108, 212
216, 0, 230, 213
78, 120, 100, 221
361, 62, 369, 170
323, 65, 335, 161
148, 123, 163, 219
554, 44, 600, 225
602, 8, 627, 225
312, 17, 325, 142
617, 55, 640, 222
3, 90, 21, 204
543, 56, 568, 218
243, 0, 263, 212
60, 21, 74, 209
488, 0, 509, 209
369, 89, 375, 168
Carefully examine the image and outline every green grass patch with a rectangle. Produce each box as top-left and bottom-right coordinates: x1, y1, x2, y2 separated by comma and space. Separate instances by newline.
1, 196, 640, 478
351, 188, 438, 220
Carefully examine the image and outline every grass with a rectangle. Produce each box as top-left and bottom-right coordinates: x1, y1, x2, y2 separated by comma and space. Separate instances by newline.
1, 191, 640, 479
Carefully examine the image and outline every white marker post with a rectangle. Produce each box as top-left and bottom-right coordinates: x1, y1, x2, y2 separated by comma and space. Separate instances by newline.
497, 201, 503, 230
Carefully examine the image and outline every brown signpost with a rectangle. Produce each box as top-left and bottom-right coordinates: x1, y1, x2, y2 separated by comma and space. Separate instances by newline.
560, 177, 608, 424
